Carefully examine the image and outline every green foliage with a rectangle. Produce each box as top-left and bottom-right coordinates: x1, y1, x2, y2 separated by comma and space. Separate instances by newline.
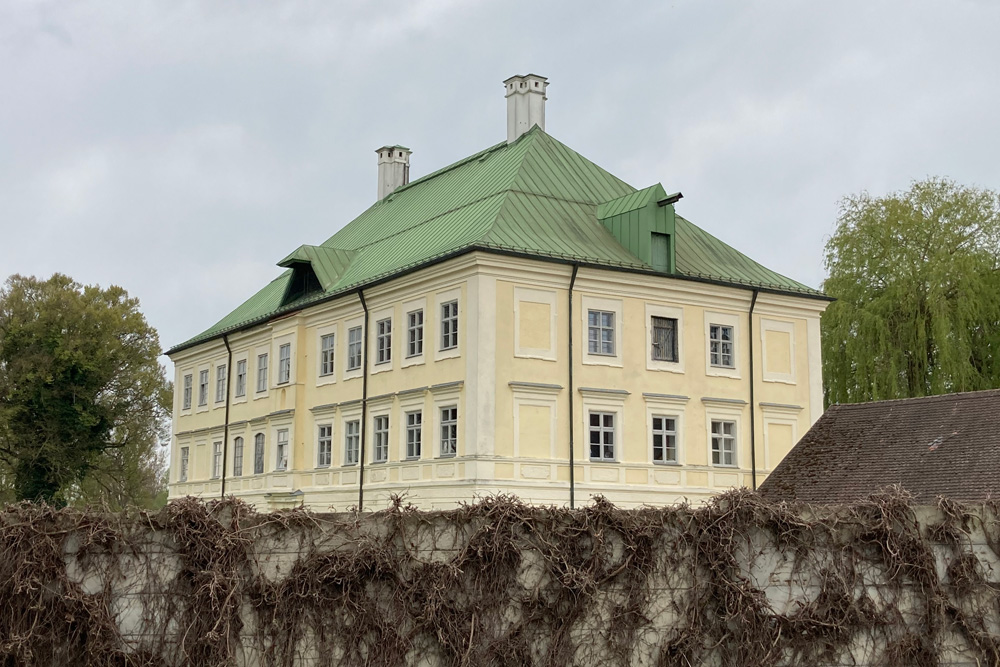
0, 274, 171, 507
822, 178, 1000, 404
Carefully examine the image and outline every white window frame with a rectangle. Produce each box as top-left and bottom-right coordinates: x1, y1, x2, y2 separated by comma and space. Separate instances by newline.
434, 287, 462, 361
372, 414, 389, 463
439, 405, 458, 458
211, 441, 223, 479
317, 423, 333, 468
232, 436, 244, 477
401, 297, 427, 368
708, 325, 735, 369
375, 317, 392, 366
513, 287, 558, 361
234, 358, 247, 399
651, 415, 679, 465
256, 352, 269, 394
345, 320, 364, 377
405, 411, 422, 460
704, 311, 741, 379
645, 303, 684, 374
587, 310, 616, 356
710, 419, 737, 467
275, 428, 289, 471
343, 419, 360, 465
198, 369, 209, 407
760, 318, 797, 384
643, 393, 688, 466
319, 332, 336, 380
587, 411, 617, 462
406, 309, 424, 358
440, 300, 459, 351
215, 364, 227, 404
581, 296, 623, 367
182, 373, 193, 411
179, 446, 189, 482
277, 343, 291, 385
253, 433, 265, 474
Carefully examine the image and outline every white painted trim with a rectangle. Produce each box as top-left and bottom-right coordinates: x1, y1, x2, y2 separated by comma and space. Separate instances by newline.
580, 294, 624, 368
704, 403, 744, 469
369, 307, 395, 375
760, 318, 796, 384
315, 323, 338, 387
644, 303, 685, 374
513, 286, 558, 361
401, 297, 428, 368
761, 412, 799, 472
342, 315, 364, 382
581, 391, 627, 463
704, 311, 742, 380
644, 401, 685, 466
435, 286, 463, 361
231, 353, 250, 404
511, 385, 560, 459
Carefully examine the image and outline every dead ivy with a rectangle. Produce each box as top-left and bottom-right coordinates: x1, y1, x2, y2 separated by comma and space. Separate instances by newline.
0, 489, 998, 666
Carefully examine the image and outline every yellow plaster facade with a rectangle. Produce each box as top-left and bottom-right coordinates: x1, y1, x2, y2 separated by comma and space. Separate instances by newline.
169, 252, 827, 510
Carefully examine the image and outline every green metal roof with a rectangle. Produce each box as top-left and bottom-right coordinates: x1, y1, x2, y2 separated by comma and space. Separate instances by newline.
169, 127, 825, 354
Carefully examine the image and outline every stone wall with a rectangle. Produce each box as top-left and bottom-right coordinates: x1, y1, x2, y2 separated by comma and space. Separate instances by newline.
2, 491, 999, 666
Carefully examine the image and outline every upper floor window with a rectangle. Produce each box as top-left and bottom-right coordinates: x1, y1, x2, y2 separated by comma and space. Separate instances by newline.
440, 406, 457, 457
373, 415, 389, 462
256, 354, 268, 393
182, 374, 192, 410
253, 433, 265, 474
317, 425, 332, 468
233, 436, 244, 477
406, 411, 422, 459
651, 317, 678, 363
344, 420, 360, 465
198, 370, 209, 406
347, 327, 362, 371
320, 334, 335, 377
407, 310, 424, 357
179, 446, 189, 482
235, 359, 247, 398
709, 324, 734, 368
215, 364, 227, 403
211, 441, 223, 478
711, 420, 736, 466
651, 415, 678, 464
278, 343, 291, 384
588, 411, 616, 461
587, 310, 615, 356
441, 301, 458, 350
275, 429, 289, 470
376, 318, 392, 365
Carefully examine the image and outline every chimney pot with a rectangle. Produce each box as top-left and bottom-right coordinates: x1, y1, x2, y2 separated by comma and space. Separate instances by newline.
375, 145, 411, 201
503, 74, 548, 144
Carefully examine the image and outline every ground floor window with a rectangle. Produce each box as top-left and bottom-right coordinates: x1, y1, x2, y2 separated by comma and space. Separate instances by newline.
589, 412, 616, 461
711, 420, 736, 466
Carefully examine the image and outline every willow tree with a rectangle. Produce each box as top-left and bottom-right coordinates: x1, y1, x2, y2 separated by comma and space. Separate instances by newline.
822, 178, 1000, 405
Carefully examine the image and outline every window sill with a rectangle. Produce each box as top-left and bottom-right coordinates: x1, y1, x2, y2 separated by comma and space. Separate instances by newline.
653, 461, 682, 467
711, 464, 739, 469
405, 456, 422, 462
437, 454, 457, 459
589, 459, 618, 464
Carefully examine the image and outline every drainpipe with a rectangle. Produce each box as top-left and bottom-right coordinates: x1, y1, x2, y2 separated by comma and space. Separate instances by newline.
748, 289, 759, 491
567, 265, 579, 509
358, 290, 370, 511
220, 334, 233, 498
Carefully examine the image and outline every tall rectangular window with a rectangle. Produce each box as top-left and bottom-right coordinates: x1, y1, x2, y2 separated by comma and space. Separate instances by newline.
275, 429, 289, 470
587, 310, 615, 355
198, 370, 209, 406
376, 318, 392, 365
235, 360, 247, 398
373, 415, 389, 463
651, 316, 678, 362
406, 411, 422, 459
651, 416, 678, 464
344, 420, 360, 465
407, 310, 424, 357
211, 441, 223, 478
320, 334, 335, 377
347, 327, 362, 371
441, 301, 459, 350
256, 354, 268, 393
179, 447, 189, 482
278, 343, 291, 384
709, 324, 734, 368
215, 365, 227, 403
317, 425, 332, 468
440, 406, 457, 457
589, 412, 616, 461
232, 437, 244, 477
253, 433, 265, 474
182, 374, 192, 410
711, 420, 737, 466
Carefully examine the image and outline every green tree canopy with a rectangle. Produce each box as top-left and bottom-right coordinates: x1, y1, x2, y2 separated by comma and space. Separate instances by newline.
822, 177, 1000, 405
0, 274, 171, 506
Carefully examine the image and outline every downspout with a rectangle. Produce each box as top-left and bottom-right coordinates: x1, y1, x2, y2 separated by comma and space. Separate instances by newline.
567, 264, 579, 509
358, 290, 370, 511
220, 334, 233, 498
748, 289, 759, 491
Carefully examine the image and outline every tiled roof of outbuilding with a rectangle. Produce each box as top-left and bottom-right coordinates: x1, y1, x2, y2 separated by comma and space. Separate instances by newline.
759, 389, 1000, 503
169, 127, 825, 354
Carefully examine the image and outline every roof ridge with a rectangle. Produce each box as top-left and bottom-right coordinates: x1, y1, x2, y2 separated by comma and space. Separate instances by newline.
832, 388, 1000, 408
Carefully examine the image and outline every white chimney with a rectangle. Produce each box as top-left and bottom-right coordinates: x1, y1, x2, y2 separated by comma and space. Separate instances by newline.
376, 145, 411, 201
504, 74, 548, 144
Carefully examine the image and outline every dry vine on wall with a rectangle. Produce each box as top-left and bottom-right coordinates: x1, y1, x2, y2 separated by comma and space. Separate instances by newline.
0, 489, 999, 667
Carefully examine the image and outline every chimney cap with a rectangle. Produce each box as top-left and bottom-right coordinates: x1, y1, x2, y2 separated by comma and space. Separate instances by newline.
375, 145, 411, 153
502, 73, 548, 84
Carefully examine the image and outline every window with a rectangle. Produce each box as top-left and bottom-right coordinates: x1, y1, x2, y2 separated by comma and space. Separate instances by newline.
711, 420, 736, 466
317, 425, 332, 468
256, 354, 268, 393
709, 324, 734, 368
215, 364, 227, 403
373, 415, 389, 462
278, 343, 291, 384
406, 411, 422, 459
235, 360, 247, 398
651, 317, 678, 362
407, 310, 424, 357
440, 407, 457, 457
589, 412, 616, 461
320, 334, 335, 377
275, 429, 289, 470
253, 433, 265, 474
376, 318, 392, 365
198, 370, 209, 406
212, 441, 222, 478
179, 447, 189, 482
347, 327, 362, 371
652, 416, 678, 464
182, 374, 192, 410
233, 437, 244, 477
344, 420, 360, 465
441, 300, 458, 350
587, 310, 615, 356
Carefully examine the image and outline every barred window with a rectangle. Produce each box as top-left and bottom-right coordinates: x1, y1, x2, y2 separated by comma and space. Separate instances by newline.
651, 316, 678, 362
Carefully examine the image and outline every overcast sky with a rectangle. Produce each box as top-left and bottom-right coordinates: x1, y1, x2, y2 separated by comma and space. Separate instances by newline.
3, 0, 999, 368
